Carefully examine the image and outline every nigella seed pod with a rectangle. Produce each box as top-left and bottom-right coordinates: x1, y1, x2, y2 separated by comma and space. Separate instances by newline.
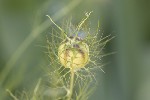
58, 36, 89, 69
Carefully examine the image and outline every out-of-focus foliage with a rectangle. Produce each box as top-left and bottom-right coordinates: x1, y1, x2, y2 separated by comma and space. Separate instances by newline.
0, 0, 150, 100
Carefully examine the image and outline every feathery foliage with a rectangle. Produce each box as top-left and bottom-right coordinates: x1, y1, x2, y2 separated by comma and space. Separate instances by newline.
7, 12, 113, 100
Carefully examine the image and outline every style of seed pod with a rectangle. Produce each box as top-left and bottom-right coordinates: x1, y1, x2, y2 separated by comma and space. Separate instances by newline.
58, 36, 89, 69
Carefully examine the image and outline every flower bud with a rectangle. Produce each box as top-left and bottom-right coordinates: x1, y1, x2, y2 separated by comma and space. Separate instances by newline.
58, 36, 89, 69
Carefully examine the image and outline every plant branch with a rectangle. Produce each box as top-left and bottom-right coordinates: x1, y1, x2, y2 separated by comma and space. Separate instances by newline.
68, 68, 75, 100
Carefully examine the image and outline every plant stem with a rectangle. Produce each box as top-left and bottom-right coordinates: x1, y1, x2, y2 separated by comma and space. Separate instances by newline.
68, 68, 75, 100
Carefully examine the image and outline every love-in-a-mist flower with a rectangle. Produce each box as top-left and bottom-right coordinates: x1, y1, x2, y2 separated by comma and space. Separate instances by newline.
46, 12, 111, 100
46, 12, 92, 70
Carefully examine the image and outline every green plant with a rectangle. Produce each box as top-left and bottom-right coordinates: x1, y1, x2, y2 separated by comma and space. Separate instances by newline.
7, 12, 113, 100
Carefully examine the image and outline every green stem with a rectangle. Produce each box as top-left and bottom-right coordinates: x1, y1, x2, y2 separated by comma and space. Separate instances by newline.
68, 68, 75, 100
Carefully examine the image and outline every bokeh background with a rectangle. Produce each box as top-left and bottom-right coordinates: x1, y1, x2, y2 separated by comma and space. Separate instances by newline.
0, 0, 150, 100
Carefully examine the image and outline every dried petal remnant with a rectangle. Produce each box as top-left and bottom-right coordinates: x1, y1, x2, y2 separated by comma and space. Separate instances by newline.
58, 37, 89, 69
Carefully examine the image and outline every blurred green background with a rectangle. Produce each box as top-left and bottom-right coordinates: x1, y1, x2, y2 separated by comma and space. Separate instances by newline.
0, 0, 150, 100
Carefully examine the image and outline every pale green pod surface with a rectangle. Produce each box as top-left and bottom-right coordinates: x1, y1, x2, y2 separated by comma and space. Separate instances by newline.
58, 36, 89, 69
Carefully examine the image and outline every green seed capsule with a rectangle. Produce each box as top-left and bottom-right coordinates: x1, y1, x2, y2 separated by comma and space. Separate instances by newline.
58, 36, 89, 69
